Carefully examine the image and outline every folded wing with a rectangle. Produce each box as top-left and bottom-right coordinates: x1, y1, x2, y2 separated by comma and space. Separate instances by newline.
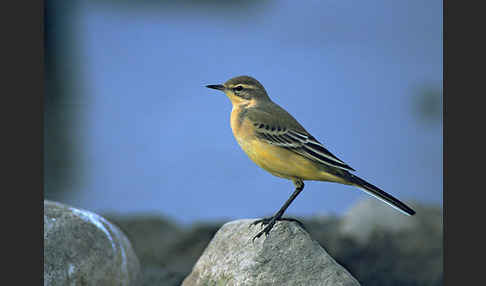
253, 122, 355, 172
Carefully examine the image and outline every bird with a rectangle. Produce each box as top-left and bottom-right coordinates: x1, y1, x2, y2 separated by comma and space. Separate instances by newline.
206, 75, 415, 240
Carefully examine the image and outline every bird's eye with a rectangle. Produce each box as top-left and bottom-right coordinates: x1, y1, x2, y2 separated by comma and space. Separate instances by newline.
233, 86, 244, 92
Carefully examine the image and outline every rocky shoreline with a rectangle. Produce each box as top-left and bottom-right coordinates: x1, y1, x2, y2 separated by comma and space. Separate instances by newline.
44, 199, 442, 285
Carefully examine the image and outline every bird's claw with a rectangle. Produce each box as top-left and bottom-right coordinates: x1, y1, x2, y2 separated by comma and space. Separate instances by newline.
250, 217, 306, 241
251, 218, 276, 242
250, 217, 272, 228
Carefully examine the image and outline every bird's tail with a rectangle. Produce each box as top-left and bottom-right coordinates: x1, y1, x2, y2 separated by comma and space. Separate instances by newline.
348, 174, 416, 216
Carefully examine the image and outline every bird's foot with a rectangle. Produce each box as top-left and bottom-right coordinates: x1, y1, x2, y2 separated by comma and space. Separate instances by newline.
250, 216, 305, 241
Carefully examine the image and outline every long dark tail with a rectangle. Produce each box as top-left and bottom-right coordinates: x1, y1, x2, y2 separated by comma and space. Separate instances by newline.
348, 174, 416, 216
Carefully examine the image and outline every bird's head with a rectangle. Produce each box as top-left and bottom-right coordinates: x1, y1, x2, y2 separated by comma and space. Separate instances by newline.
206, 75, 270, 106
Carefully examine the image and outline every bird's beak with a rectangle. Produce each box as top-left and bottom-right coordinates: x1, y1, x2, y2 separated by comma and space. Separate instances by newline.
206, 84, 225, 91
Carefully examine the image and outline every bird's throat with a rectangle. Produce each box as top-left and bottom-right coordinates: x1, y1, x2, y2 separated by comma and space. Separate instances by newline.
230, 104, 249, 133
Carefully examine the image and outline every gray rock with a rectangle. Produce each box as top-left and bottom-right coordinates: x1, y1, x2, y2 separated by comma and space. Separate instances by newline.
339, 199, 441, 244
182, 219, 360, 286
44, 200, 141, 286
328, 199, 443, 286
104, 214, 223, 276
102, 214, 183, 269
139, 265, 186, 286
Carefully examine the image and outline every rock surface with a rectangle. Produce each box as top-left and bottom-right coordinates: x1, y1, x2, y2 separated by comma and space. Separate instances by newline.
104, 214, 222, 277
44, 200, 141, 286
182, 219, 360, 286
306, 200, 443, 286
94, 200, 442, 286
339, 199, 430, 243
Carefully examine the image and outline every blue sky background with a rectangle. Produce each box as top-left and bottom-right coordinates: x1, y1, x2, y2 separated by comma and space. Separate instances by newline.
61, 0, 442, 224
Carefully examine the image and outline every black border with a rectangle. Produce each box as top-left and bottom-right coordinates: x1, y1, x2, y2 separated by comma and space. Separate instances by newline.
5, 0, 44, 284
444, 0, 479, 284
41, 1, 45, 284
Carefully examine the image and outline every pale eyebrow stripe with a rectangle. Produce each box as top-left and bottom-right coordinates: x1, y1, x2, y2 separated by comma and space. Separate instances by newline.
232, 84, 256, 89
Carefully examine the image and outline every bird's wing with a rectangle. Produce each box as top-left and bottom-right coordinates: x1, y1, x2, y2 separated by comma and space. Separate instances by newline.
247, 106, 355, 172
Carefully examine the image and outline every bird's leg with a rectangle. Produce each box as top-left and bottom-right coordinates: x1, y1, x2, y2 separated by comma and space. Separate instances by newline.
251, 179, 305, 241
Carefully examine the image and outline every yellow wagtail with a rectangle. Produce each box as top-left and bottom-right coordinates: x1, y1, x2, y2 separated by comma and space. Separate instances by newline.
206, 75, 415, 240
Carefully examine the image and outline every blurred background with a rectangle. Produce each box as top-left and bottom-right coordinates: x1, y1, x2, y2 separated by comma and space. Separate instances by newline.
45, 0, 442, 225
